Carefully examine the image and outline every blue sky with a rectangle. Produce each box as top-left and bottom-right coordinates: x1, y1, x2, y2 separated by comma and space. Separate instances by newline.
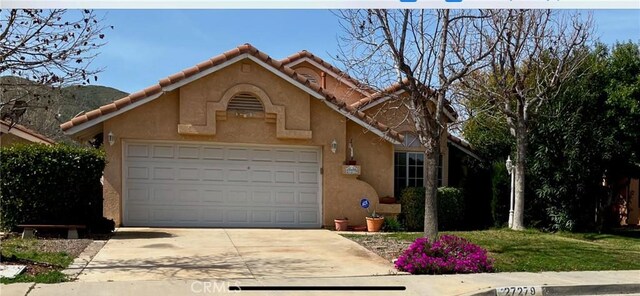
93, 10, 640, 93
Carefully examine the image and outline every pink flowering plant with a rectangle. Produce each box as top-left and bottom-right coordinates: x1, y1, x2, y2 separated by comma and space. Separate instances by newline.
395, 235, 494, 274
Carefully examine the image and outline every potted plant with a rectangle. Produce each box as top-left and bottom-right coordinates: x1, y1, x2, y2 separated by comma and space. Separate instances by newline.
365, 211, 384, 232
334, 217, 349, 231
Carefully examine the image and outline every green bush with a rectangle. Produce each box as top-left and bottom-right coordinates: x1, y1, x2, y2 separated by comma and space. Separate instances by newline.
0, 144, 108, 231
382, 216, 403, 232
437, 187, 464, 231
399, 187, 425, 231
399, 187, 465, 231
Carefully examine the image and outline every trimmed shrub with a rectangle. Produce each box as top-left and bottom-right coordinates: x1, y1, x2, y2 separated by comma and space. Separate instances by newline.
437, 187, 465, 231
382, 216, 403, 232
0, 144, 109, 231
399, 187, 425, 231
399, 187, 465, 231
395, 235, 493, 274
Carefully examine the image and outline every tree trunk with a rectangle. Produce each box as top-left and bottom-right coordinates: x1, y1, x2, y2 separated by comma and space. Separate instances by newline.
512, 123, 527, 230
423, 142, 440, 241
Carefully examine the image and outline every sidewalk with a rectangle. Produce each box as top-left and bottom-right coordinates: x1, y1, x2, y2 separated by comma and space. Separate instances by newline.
1, 270, 638, 296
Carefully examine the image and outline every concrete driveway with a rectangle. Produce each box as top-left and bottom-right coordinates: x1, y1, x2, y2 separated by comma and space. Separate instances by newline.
77, 228, 395, 281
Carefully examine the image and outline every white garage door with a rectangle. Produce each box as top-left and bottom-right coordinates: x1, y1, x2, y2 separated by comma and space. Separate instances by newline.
123, 141, 321, 228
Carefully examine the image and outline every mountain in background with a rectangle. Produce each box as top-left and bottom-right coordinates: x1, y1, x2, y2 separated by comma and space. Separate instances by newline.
1, 76, 128, 142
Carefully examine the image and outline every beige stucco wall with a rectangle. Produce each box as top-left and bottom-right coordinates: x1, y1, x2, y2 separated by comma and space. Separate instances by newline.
0, 134, 34, 147
346, 120, 394, 197
101, 58, 391, 227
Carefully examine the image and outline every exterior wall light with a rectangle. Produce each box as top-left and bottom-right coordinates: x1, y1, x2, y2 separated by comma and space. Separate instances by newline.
108, 131, 115, 146
331, 139, 337, 154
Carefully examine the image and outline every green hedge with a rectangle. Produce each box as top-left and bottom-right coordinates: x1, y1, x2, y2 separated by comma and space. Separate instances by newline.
0, 144, 108, 231
399, 187, 465, 231
437, 187, 465, 230
399, 187, 425, 231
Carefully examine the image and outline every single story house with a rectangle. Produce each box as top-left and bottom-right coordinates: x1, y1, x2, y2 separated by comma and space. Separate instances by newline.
1, 120, 55, 147
61, 44, 469, 228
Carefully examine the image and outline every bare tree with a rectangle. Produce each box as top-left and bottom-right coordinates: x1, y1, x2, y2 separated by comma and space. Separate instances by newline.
336, 10, 504, 240
459, 10, 592, 230
0, 9, 109, 126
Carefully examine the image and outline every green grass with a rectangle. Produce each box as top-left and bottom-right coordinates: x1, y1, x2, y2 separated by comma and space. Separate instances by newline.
1, 239, 74, 267
386, 229, 640, 272
0, 271, 67, 284
1, 239, 73, 284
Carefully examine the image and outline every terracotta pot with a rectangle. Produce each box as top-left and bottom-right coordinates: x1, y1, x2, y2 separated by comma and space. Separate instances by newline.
352, 225, 367, 232
366, 217, 384, 232
379, 196, 396, 204
334, 219, 349, 231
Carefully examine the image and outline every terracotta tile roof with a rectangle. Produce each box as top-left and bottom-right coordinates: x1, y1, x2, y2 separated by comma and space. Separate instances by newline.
447, 134, 482, 160
350, 79, 411, 109
1, 119, 55, 144
60, 44, 403, 143
350, 79, 458, 119
280, 50, 376, 95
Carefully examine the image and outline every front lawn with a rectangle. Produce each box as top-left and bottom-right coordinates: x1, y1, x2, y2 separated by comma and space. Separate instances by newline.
1, 238, 91, 284
343, 229, 640, 272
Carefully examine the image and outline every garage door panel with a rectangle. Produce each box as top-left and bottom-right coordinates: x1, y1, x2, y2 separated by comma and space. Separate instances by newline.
299, 171, 319, 184
299, 150, 319, 163
202, 147, 224, 160
251, 170, 272, 183
252, 149, 274, 162
275, 170, 295, 183
152, 207, 199, 223
178, 146, 200, 159
127, 187, 150, 202
275, 211, 295, 223
203, 190, 224, 203
152, 145, 174, 158
299, 192, 318, 204
177, 168, 199, 180
203, 168, 224, 181
227, 148, 249, 160
275, 150, 297, 162
127, 144, 149, 158
299, 211, 319, 224
227, 210, 249, 223
153, 167, 174, 180
128, 167, 149, 180
228, 169, 249, 182
124, 142, 321, 228
252, 191, 272, 204
202, 208, 224, 222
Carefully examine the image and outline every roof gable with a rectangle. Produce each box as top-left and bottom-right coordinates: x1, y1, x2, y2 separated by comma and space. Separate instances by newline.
60, 44, 403, 144
1, 120, 55, 144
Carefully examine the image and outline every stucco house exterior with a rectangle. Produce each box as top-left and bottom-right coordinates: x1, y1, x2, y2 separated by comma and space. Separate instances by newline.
61, 44, 469, 228
1, 120, 55, 147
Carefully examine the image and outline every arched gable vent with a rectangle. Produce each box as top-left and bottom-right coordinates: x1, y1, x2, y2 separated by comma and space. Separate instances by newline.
227, 93, 264, 112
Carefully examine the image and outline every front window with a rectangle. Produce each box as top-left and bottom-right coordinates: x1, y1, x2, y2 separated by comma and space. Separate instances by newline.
394, 152, 424, 198
394, 151, 443, 198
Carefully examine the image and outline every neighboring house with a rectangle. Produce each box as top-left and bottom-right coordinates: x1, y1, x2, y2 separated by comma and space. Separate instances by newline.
0, 120, 55, 147
60, 44, 471, 228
